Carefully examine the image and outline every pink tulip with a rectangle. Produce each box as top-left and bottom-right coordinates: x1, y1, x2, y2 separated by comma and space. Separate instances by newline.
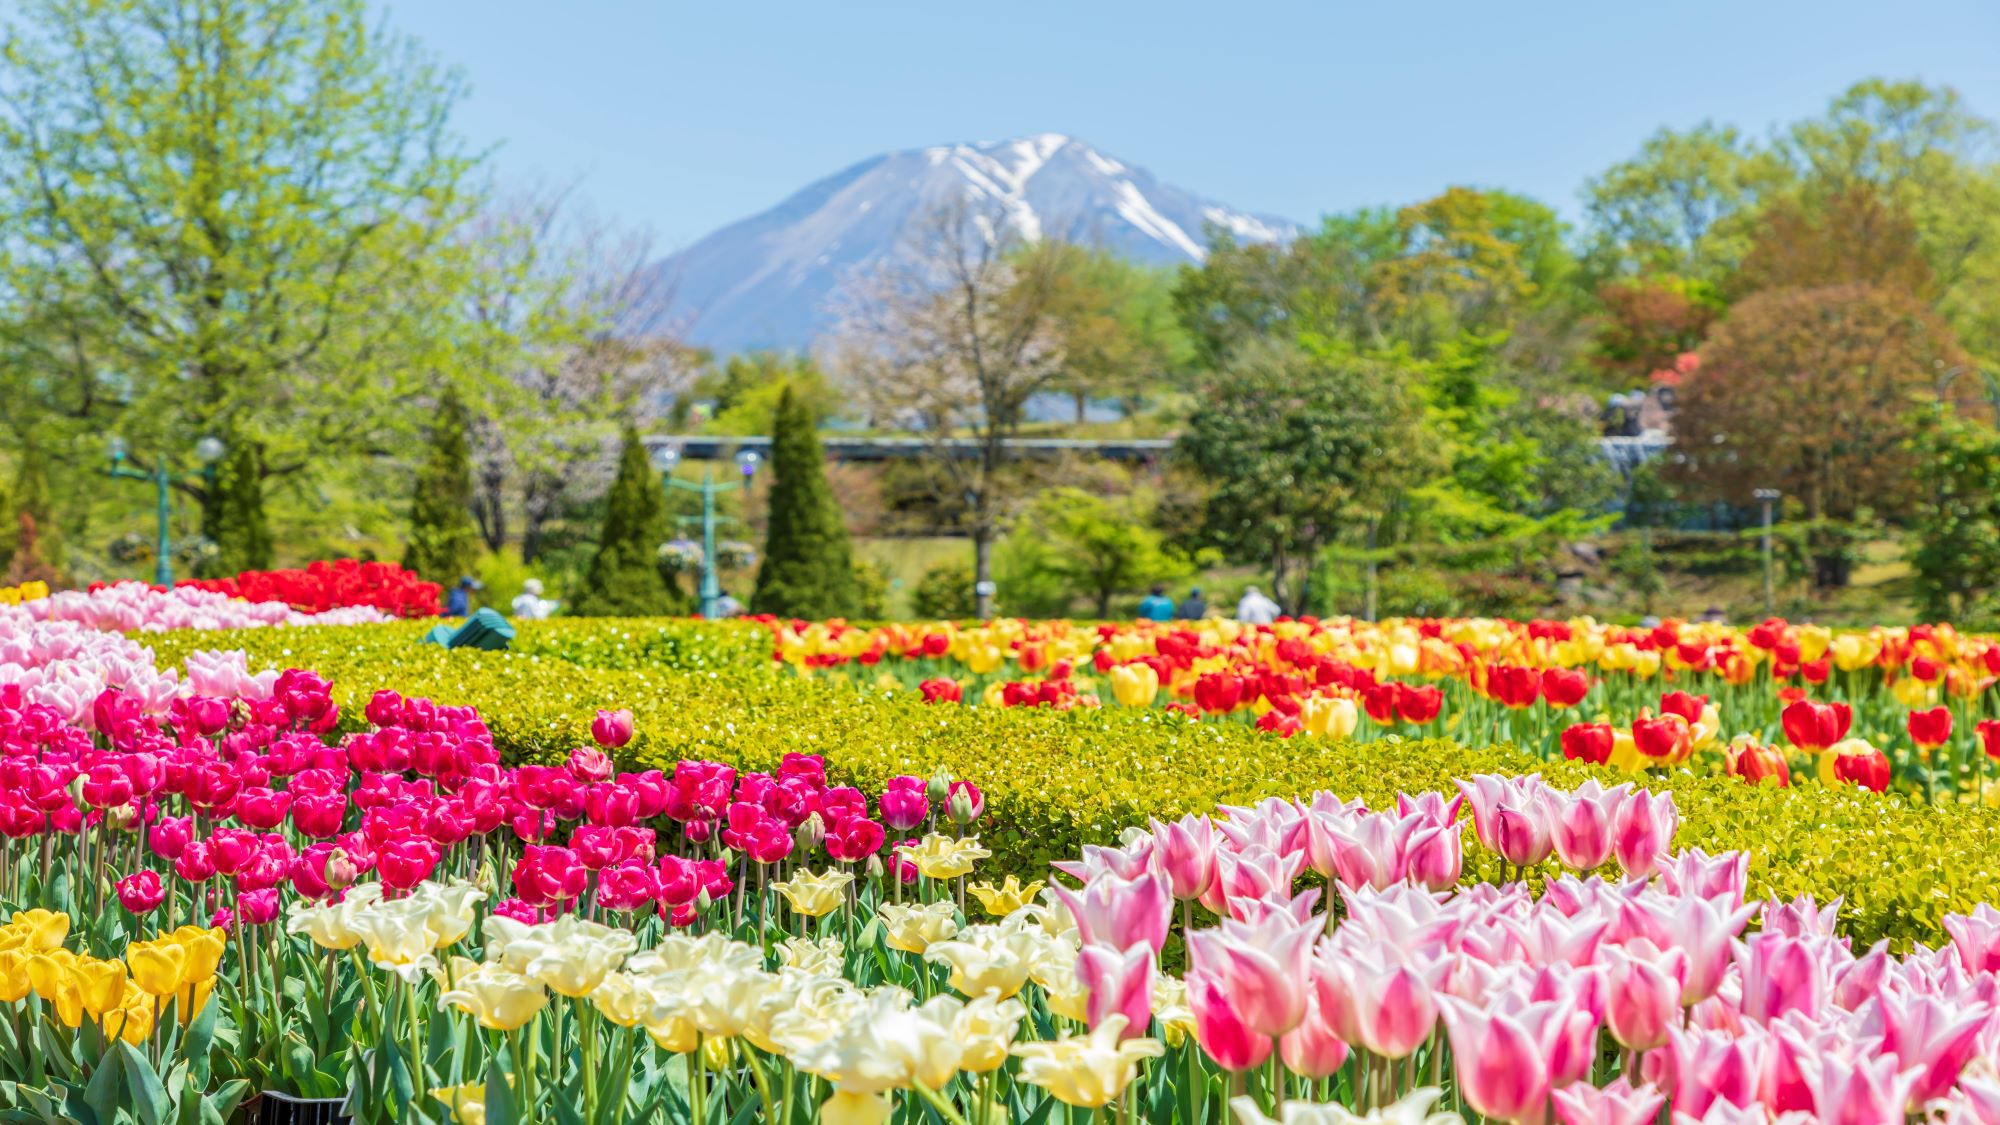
1945, 903, 2000, 974
1551, 1077, 1663, 1125
1601, 946, 1686, 1050
567, 745, 614, 783
1325, 812, 1411, 891
1650, 895, 1758, 1005
1610, 788, 1677, 880
1763, 893, 1842, 938
1736, 933, 1827, 1024
1186, 911, 1319, 1038
1549, 780, 1626, 872
589, 708, 634, 749
1277, 997, 1349, 1079
1148, 813, 1218, 901
1654, 848, 1749, 909
1347, 956, 1443, 1058
1831, 941, 1890, 1012
1394, 789, 1463, 826
1438, 998, 1557, 1123
1457, 774, 1555, 869
115, 870, 166, 914
1402, 823, 1462, 891
1872, 989, 1990, 1105
1187, 970, 1273, 1072
1051, 871, 1170, 954
1663, 1025, 1769, 1119
1201, 846, 1305, 915
1799, 1045, 1923, 1125
1077, 943, 1154, 1041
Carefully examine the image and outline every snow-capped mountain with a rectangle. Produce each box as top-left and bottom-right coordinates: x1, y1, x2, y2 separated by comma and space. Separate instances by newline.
652, 133, 1296, 354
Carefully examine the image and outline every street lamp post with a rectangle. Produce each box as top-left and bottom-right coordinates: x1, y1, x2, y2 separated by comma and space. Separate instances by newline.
654, 443, 760, 618
1753, 488, 1781, 617
107, 436, 225, 586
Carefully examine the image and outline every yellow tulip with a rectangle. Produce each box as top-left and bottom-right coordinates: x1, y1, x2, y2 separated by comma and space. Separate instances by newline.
819, 1091, 893, 1125
430, 1083, 487, 1125
1796, 624, 1832, 662
966, 876, 1045, 918
924, 924, 1040, 1000
644, 1011, 699, 1054
110, 998, 155, 1045
877, 902, 960, 954
73, 958, 128, 1019
1831, 633, 1879, 672
1892, 675, 1938, 708
520, 918, 638, 997
0, 948, 31, 1003
980, 681, 1008, 708
126, 940, 189, 997
1298, 695, 1358, 738
773, 869, 855, 918
952, 993, 1027, 1073
10, 910, 69, 953
898, 835, 991, 881
1012, 1017, 1165, 1108
775, 936, 846, 976
1108, 663, 1159, 708
25, 951, 75, 1002
170, 927, 228, 981
174, 978, 216, 1026
964, 644, 1005, 675
438, 961, 549, 1030
589, 971, 652, 1028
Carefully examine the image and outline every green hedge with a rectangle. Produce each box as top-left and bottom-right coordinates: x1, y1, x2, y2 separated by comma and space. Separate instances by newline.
144, 621, 1997, 951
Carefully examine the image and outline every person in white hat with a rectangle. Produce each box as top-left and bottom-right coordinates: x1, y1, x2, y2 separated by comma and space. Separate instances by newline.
510, 578, 558, 620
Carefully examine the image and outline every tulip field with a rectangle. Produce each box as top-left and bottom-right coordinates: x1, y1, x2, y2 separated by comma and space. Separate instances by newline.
10, 578, 2000, 1123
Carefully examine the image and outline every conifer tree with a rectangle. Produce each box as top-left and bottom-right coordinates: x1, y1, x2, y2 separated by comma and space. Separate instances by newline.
199, 440, 272, 576
402, 392, 482, 584
572, 424, 685, 616
752, 386, 858, 617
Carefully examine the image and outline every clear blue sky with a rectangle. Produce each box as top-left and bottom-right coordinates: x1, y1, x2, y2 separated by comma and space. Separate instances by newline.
379, 0, 2000, 251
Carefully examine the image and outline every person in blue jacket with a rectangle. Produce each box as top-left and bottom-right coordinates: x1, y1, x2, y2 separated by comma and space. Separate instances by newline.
1137, 583, 1176, 622
446, 576, 481, 616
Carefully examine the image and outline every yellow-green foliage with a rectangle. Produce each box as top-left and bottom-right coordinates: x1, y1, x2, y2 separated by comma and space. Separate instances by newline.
146, 620, 1997, 949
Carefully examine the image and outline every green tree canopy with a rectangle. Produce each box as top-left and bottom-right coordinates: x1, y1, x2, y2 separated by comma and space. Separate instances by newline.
402, 390, 482, 584
570, 425, 683, 617
1175, 338, 1435, 611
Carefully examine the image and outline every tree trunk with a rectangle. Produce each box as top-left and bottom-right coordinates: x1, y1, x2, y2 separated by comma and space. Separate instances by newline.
1074, 391, 1087, 425
1095, 588, 1112, 619
973, 530, 995, 620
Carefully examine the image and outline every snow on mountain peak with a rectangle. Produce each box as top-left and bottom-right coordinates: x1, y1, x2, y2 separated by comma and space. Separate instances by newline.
653, 135, 1295, 354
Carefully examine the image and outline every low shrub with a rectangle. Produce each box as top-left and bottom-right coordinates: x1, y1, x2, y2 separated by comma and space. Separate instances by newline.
147, 620, 1996, 949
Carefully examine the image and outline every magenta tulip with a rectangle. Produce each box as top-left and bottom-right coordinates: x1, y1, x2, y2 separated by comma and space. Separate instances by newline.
1147, 813, 1219, 902
115, 870, 166, 914
1548, 780, 1625, 872
1735, 932, 1826, 1025
589, 708, 634, 749
1187, 970, 1272, 1072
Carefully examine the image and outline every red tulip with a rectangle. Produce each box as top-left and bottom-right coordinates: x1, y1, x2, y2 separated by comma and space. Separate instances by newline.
1979, 719, 2000, 762
1632, 717, 1689, 761
1781, 700, 1852, 751
1726, 741, 1790, 788
1559, 723, 1615, 766
1834, 744, 1892, 793
1540, 669, 1589, 709
1487, 665, 1541, 709
1659, 691, 1707, 723
918, 678, 962, 704
1396, 684, 1443, 725
1363, 683, 1398, 725
1907, 706, 1952, 750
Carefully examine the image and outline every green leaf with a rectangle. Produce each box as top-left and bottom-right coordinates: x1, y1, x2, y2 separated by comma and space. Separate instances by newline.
113, 1043, 169, 1125
481, 1055, 518, 1125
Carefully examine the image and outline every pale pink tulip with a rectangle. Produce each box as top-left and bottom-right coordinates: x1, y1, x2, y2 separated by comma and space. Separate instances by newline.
1456, 773, 1556, 868
1736, 933, 1827, 1024
1601, 946, 1687, 1050
1649, 894, 1758, 1005
1869, 988, 1990, 1105
1945, 903, 2000, 974
1438, 997, 1558, 1123
1552, 1077, 1663, 1125
1076, 943, 1155, 1041
1610, 788, 1677, 880
1147, 814, 1218, 901
1395, 789, 1463, 826
1799, 1044, 1923, 1125
1763, 893, 1843, 939
1663, 1025, 1770, 1119
1186, 911, 1319, 1038
1655, 848, 1749, 908
1549, 779, 1626, 872
1402, 823, 1462, 892
1277, 996, 1350, 1079
1187, 968, 1272, 1072
1051, 871, 1170, 954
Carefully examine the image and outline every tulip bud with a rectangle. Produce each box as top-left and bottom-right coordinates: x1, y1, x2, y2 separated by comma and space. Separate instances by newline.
795, 812, 826, 854
324, 848, 360, 891
104, 804, 138, 832
947, 781, 983, 825
696, 888, 712, 912
926, 768, 952, 804
949, 789, 975, 824
865, 854, 885, 880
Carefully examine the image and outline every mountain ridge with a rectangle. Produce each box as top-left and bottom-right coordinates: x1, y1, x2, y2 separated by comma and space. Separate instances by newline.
651, 133, 1296, 354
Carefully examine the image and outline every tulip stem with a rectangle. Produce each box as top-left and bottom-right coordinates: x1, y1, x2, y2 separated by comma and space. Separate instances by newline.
689, 1041, 705, 1125
909, 1079, 971, 1125
739, 1041, 777, 1125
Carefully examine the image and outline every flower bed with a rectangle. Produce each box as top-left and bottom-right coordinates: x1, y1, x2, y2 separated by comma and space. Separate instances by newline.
5, 633, 2000, 1122
171, 559, 443, 617
144, 620, 1997, 952
769, 616, 2000, 805
19, 579, 392, 632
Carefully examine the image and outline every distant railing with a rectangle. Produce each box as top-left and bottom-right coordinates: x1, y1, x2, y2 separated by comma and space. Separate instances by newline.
645, 434, 1174, 463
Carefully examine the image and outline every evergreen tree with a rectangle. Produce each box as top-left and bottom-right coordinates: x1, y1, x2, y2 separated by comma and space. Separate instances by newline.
200, 441, 272, 576
572, 424, 684, 617
752, 386, 858, 618
402, 392, 482, 584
